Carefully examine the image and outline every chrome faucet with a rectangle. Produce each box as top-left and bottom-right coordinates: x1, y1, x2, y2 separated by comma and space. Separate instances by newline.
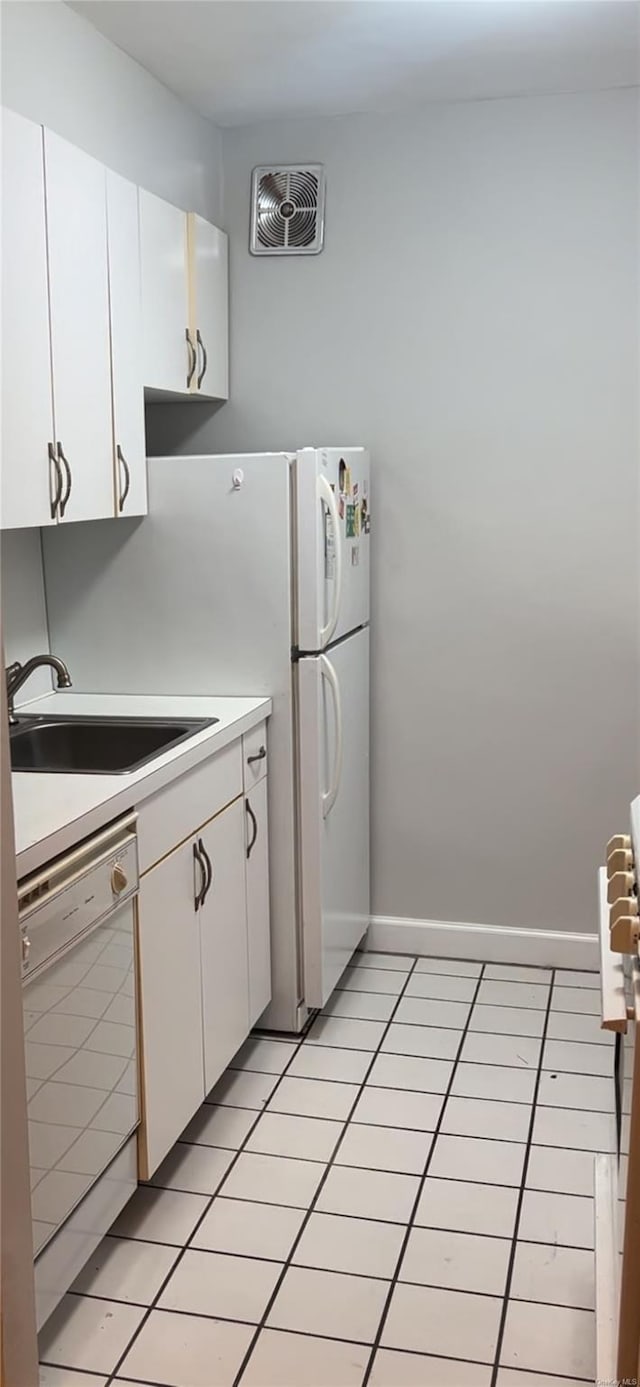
6, 655, 72, 724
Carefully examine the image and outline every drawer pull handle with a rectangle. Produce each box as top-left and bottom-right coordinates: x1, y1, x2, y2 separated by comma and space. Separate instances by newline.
199, 838, 213, 906
186, 328, 197, 388
196, 329, 207, 388
117, 444, 131, 513
193, 841, 206, 911
246, 798, 258, 859
57, 442, 72, 517
48, 442, 63, 518
248, 746, 266, 766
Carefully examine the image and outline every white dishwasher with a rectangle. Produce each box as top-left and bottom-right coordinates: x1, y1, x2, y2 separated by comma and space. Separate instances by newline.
19, 814, 140, 1328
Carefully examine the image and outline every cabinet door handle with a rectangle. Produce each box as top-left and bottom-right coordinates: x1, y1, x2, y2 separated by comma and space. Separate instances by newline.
198, 837, 213, 905
48, 442, 63, 519
57, 442, 72, 517
247, 746, 266, 766
193, 841, 206, 911
196, 329, 207, 389
245, 797, 258, 860
117, 444, 131, 513
186, 328, 197, 388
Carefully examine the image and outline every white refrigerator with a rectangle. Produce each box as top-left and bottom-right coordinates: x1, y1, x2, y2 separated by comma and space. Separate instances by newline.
42, 447, 371, 1033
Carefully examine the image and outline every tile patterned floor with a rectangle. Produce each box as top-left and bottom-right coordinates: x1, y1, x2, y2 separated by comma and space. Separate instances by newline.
38, 954, 612, 1387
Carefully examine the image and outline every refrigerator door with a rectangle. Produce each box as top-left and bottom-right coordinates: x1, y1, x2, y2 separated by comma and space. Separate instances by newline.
297, 625, 370, 1008
296, 447, 370, 651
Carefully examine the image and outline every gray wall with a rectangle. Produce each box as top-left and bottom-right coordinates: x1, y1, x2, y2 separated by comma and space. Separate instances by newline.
0, 533, 51, 700
0, 0, 224, 687
149, 88, 639, 935
0, 0, 223, 222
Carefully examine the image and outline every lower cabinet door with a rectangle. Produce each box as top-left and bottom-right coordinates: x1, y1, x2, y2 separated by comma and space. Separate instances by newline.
199, 798, 250, 1094
245, 778, 272, 1026
137, 836, 205, 1177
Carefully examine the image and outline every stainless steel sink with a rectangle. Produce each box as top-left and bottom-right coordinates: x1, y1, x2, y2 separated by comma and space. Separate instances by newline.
10, 715, 219, 774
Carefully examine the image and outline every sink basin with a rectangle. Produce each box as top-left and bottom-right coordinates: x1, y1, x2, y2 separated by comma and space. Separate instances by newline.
10, 715, 219, 774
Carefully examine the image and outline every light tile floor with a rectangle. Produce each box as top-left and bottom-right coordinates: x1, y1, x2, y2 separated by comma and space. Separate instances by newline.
38, 955, 611, 1386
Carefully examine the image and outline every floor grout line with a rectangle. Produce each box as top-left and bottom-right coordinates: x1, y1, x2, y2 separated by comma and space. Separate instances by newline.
309, 1026, 613, 1043
99, 1203, 596, 1239
488, 965, 557, 1387
227, 957, 424, 1387
41, 1327, 596, 1386
39, 955, 606, 1386
175, 1123, 613, 1154
359, 962, 490, 1386
303, 1023, 613, 1047
108, 961, 421, 1387
331, 983, 601, 1013
65, 1277, 596, 1312
101, 1022, 312, 1385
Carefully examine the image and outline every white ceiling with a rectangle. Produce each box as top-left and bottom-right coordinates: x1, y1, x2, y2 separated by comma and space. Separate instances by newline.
69, 0, 639, 128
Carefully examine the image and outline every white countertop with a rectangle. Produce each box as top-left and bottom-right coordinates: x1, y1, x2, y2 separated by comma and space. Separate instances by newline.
12, 691, 271, 879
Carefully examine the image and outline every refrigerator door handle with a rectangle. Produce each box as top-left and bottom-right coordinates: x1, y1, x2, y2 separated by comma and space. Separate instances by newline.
317, 473, 343, 648
320, 653, 343, 818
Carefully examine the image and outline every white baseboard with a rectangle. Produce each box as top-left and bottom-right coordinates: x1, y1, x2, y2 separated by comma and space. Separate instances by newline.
367, 915, 599, 972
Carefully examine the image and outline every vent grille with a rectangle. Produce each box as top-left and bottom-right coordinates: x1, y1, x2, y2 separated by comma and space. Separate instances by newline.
250, 165, 325, 256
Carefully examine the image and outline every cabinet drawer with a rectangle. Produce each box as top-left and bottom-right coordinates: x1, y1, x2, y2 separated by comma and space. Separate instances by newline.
138, 740, 242, 873
243, 721, 268, 788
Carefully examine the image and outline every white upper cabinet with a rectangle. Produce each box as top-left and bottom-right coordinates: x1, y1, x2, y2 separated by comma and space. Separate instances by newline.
1, 111, 228, 528
1, 109, 56, 530
187, 214, 229, 400
139, 189, 189, 396
106, 171, 147, 517
44, 130, 114, 524
139, 191, 229, 400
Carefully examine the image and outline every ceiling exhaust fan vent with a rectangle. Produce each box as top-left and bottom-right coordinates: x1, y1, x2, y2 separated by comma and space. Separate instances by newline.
250, 165, 325, 256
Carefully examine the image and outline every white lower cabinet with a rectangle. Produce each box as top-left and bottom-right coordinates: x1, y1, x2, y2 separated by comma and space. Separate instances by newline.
245, 778, 272, 1026
199, 798, 250, 1092
136, 833, 205, 1180
136, 738, 271, 1179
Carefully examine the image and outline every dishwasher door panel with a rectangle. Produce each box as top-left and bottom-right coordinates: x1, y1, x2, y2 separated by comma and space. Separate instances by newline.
23, 899, 138, 1256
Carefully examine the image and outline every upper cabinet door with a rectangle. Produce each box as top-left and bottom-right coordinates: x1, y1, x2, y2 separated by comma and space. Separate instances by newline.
106, 171, 147, 518
44, 130, 113, 523
1, 109, 56, 530
140, 190, 189, 395
187, 214, 229, 400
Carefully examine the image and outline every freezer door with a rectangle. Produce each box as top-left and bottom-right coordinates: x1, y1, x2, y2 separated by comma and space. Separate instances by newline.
296, 447, 370, 651
297, 626, 370, 1009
